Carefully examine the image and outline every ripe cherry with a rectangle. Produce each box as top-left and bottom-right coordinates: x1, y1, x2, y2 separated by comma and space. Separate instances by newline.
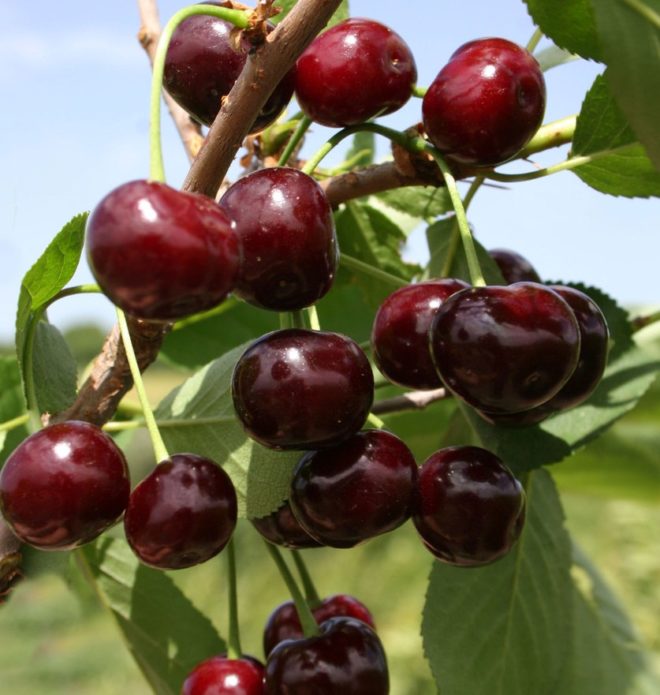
489, 248, 541, 284
263, 594, 375, 657
87, 180, 239, 321
0, 421, 130, 550
265, 616, 389, 694
295, 18, 417, 127
371, 278, 469, 389
423, 38, 546, 166
182, 654, 265, 695
289, 430, 418, 548
413, 446, 526, 566
163, 3, 294, 130
220, 168, 337, 311
429, 282, 581, 414
124, 453, 237, 570
251, 499, 321, 550
232, 329, 373, 450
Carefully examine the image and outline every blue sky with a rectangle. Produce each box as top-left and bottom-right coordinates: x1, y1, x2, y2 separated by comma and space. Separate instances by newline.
0, 0, 658, 343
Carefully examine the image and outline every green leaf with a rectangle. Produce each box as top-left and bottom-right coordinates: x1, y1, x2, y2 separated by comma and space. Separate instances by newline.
154, 345, 300, 518
80, 538, 225, 695
422, 470, 573, 694
0, 357, 28, 466
572, 73, 660, 197
31, 322, 78, 415
590, 0, 660, 171
272, 0, 349, 26
371, 187, 452, 223
524, 0, 603, 60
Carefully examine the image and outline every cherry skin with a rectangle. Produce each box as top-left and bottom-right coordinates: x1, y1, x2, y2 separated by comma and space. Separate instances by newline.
124, 453, 237, 570
251, 499, 321, 550
265, 616, 389, 694
489, 248, 541, 284
263, 594, 375, 657
232, 329, 374, 450
0, 421, 130, 550
163, 3, 294, 130
423, 38, 546, 166
371, 278, 469, 389
429, 282, 581, 414
295, 18, 417, 127
220, 168, 337, 311
182, 654, 265, 695
87, 180, 239, 321
289, 430, 418, 548
413, 446, 526, 566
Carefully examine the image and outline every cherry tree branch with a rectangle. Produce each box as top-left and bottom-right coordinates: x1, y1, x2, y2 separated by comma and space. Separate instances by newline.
0, 518, 22, 601
371, 387, 449, 416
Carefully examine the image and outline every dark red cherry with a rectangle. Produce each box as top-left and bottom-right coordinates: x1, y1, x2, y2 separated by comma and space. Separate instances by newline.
413, 446, 526, 566
263, 594, 376, 657
0, 421, 129, 550
423, 38, 546, 166
182, 654, 265, 695
295, 17, 417, 127
220, 168, 337, 311
251, 499, 321, 550
163, 3, 294, 131
124, 453, 237, 570
232, 329, 374, 450
265, 616, 389, 694
87, 180, 239, 321
289, 430, 417, 548
371, 279, 469, 389
429, 282, 581, 414
489, 248, 541, 284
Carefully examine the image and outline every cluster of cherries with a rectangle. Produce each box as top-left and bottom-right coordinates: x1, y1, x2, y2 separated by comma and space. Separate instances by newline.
0, 6, 611, 694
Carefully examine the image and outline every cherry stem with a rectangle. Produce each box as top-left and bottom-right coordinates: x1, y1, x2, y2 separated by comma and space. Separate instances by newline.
277, 115, 312, 167
116, 308, 169, 463
340, 254, 409, 287
306, 305, 321, 331
0, 413, 29, 434
519, 115, 576, 157
526, 27, 544, 53
148, 5, 251, 182
264, 542, 320, 637
290, 310, 307, 330
426, 148, 486, 287
291, 550, 322, 608
411, 84, 427, 98
367, 412, 386, 429
226, 538, 242, 660
622, 0, 660, 29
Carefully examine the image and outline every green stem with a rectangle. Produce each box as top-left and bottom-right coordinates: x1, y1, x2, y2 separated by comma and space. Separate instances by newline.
518, 115, 576, 157
149, 5, 251, 182
116, 309, 169, 462
264, 542, 320, 637
0, 413, 29, 433
290, 310, 307, 329
277, 115, 312, 167
340, 254, 409, 288
226, 539, 242, 659
291, 551, 321, 607
367, 412, 386, 429
306, 305, 321, 331
623, 0, 660, 29
411, 84, 427, 98
427, 148, 485, 287
526, 27, 544, 53
103, 414, 236, 432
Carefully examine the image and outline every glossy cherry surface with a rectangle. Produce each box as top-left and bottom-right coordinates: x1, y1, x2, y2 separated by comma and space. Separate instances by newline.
251, 499, 321, 550
124, 454, 237, 570
413, 446, 526, 566
263, 594, 375, 657
182, 654, 265, 695
220, 168, 337, 311
295, 18, 417, 127
232, 329, 374, 450
371, 278, 469, 389
489, 248, 541, 284
164, 5, 294, 130
0, 421, 129, 550
423, 38, 546, 166
87, 180, 239, 321
289, 430, 417, 548
429, 282, 581, 414
265, 616, 389, 694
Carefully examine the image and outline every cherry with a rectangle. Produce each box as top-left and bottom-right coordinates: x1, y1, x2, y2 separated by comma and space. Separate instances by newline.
232, 329, 374, 450
87, 180, 239, 321
220, 168, 337, 311
163, 3, 295, 130
0, 421, 129, 550
124, 453, 237, 570
251, 499, 321, 550
413, 446, 526, 566
294, 18, 417, 127
263, 594, 375, 657
265, 616, 389, 694
182, 654, 265, 695
371, 278, 469, 389
429, 282, 581, 414
423, 38, 546, 166
289, 430, 418, 548
489, 248, 541, 284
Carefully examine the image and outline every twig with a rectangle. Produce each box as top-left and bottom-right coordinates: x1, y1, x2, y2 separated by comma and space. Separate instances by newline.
0, 518, 22, 602
371, 387, 449, 415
